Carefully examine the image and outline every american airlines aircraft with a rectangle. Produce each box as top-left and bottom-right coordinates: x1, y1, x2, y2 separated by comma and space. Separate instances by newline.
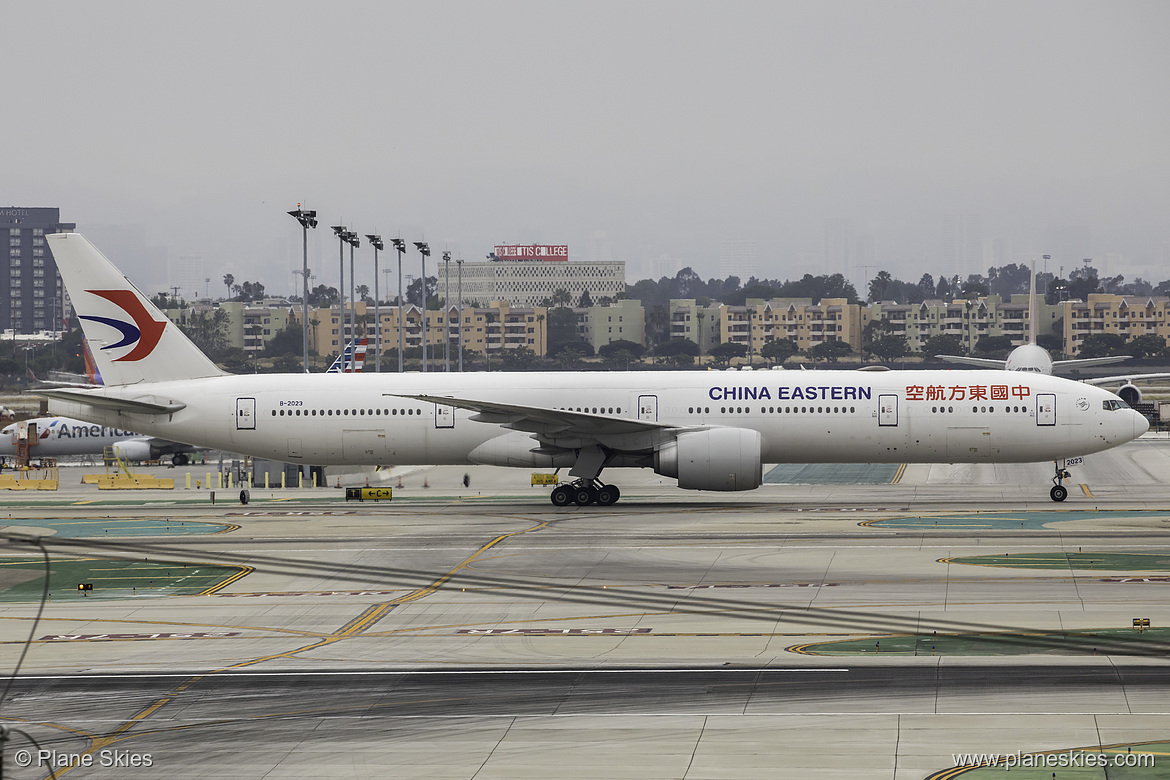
42, 232, 1148, 505
2, 339, 370, 467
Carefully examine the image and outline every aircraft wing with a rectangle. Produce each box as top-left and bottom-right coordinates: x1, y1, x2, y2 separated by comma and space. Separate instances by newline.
1051, 356, 1134, 370
38, 388, 187, 416
935, 354, 1006, 369
1081, 372, 1170, 387
394, 393, 684, 452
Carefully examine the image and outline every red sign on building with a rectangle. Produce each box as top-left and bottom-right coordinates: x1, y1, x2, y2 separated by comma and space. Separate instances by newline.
494, 244, 569, 261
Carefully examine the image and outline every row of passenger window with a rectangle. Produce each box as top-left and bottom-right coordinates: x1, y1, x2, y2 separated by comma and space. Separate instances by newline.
557, 407, 623, 415
930, 405, 1029, 414
273, 408, 420, 417
688, 406, 859, 415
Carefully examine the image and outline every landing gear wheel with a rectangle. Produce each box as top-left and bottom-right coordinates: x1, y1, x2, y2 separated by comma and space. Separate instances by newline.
550, 485, 573, 507
1050, 484, 1068, 502
596, 485, 619, 506
574, 486, 596, 506
171, 453, 189, 467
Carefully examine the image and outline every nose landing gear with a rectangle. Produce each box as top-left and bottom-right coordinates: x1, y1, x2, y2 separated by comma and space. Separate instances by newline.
550, 478, 621, 507
1050, 459, 1071, 502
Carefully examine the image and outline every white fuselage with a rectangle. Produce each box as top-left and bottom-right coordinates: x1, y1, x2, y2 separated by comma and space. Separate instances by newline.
46, 369, 1146, 470
0, 417, 145, 458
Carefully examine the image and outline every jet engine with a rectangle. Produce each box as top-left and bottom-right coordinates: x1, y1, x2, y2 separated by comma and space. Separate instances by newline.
654, 427, 762, 491
1117, 383, 1142, 406
111, 440, 154, 462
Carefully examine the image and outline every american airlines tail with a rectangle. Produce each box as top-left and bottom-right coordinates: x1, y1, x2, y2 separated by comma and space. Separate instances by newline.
47, 232, 225, 386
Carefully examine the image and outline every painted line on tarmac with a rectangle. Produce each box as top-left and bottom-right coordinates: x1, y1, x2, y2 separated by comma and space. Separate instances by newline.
12, 668, 850, 680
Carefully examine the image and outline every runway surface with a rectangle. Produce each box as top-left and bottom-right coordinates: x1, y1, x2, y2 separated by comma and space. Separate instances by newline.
2, 437, 1170, 778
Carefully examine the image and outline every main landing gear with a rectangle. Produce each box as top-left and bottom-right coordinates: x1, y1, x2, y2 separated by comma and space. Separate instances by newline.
550, 479, 621, 507
1050, 459, 1071, 502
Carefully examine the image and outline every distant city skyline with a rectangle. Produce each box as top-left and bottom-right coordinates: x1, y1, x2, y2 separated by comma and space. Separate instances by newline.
6, 2, 1166, 301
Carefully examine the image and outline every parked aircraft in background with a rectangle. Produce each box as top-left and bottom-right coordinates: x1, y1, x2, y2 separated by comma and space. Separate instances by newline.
937, 262, 1170, 404
42, 232, 1148, 505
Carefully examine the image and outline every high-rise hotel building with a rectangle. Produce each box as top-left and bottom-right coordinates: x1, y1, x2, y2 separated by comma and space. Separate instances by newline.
1, 207, 75, 333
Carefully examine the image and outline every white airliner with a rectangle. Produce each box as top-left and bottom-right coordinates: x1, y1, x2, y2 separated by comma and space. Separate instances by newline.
2, 340, 370, 466
41, 232, 1147, 505
937, 264, 1170, 403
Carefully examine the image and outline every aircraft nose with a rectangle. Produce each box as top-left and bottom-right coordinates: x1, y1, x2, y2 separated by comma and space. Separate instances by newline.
1134, 410, 1150, 439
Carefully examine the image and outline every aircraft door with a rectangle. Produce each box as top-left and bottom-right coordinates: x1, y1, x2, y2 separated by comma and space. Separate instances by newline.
435, 403, 455, 429
236, 398, 256, 430
878, 394, 899, 426
1036, 393, 1056, 426
638, 395, 658, 422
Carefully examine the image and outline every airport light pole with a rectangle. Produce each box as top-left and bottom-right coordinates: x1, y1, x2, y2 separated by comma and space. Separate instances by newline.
288, 207, 318, 373
366, 234, 384, 372
331, 225, 349, 354
456, 257, 464, 372
391, 238, 406, 372
443, 251, 451, 372
414, 242, 431, 372
344, 230, 360, 354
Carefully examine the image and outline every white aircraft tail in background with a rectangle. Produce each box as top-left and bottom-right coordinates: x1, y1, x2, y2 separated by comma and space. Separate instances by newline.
937, 259, 1132, 374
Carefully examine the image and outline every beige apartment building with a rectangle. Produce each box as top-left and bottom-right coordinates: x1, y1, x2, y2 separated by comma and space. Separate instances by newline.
719, 298, 866, 353
1062, 294, 1170, 355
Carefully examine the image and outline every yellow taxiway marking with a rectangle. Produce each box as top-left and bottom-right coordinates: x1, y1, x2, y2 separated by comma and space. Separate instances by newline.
49, 517, 555, 772
1080, 483, 1093, 496
890, 463, 907, 484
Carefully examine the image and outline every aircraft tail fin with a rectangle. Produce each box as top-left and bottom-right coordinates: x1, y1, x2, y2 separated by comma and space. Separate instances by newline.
47, 232, 225, 386
326, 338, 369, 373
82, 337, 104, 385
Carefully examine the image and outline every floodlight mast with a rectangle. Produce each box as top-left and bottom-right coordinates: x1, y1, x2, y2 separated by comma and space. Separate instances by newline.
366, 235, 384, 372
414, 242, 431, 372
344, 230, 359, 355
390, 238, 406, 372
288, 206, 317, 373
443, 251, 451, 372
331, 225, 349, 355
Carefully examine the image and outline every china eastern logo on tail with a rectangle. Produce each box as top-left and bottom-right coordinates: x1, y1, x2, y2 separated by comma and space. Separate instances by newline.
79, 290, 167, 362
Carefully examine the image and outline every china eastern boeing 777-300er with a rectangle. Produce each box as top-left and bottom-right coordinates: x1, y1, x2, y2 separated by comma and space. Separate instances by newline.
41, 232, 1148, 505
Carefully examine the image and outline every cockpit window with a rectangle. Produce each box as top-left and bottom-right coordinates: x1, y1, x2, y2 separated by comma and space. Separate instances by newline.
1103, 399, 1130, 411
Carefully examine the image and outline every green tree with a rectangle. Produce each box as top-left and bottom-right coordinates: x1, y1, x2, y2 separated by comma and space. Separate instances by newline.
598, 339, 645, 367
809, 340, 854, 363
1077, 333, 1128, 358
654, 338, 700, 361
222, 274, 234, 300
265, 322, 302, 357
179, 308, 231, 360
709, 341, 746, 367
501, 345, 536, 369
923, 334, 964, 357
867, 336, 907, 362
759, 338, 797, 366
1127, 334, 1167, 359
975, 335, 1013, 354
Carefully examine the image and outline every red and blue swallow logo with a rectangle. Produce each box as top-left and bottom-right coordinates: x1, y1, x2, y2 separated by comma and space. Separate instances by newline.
79, 290, 167, 362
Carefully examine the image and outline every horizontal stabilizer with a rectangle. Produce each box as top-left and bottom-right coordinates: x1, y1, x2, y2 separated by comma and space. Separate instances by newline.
40, 388, 187, 415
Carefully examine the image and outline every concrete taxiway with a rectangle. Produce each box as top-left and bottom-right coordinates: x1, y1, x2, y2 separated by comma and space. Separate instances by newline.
2, 438, 1170, 778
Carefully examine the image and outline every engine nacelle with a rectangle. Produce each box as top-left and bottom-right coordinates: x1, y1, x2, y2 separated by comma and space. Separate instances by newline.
111, 440, 154, 462
1118, 383, 1142, 406
654, 427, 762, 491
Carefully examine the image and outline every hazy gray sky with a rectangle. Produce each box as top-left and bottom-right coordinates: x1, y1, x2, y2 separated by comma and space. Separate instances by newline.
4, 1, 1168, 296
